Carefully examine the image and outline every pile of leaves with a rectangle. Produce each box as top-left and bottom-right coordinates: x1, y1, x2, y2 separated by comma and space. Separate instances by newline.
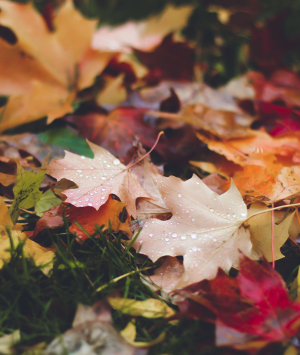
2, 0, 300, 354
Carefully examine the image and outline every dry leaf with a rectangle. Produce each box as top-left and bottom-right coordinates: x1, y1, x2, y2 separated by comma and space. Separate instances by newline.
0, 0, 112, 132
0, 196, 55, 275
92, 4, 194, 53
129, 143, 169, 219
133, 175, 252, 289
196, 129, 300, 167
246, 203, 294, 261
46, 140, 150, 218
108, 297, 175, 318
142, 256, 184, 295
67, 195, 132, 241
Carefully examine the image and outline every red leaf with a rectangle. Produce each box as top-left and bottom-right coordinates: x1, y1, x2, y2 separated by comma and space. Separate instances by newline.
176, 256, 300, 353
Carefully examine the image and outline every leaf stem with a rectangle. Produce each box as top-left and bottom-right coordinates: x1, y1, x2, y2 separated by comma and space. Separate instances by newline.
245, 202, 300, 221
271, 202, 275, 268
126, 131, 164, 171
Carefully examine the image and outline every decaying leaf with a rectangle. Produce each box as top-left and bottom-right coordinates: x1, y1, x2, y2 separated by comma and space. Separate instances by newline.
133, 174, 252, 289
46, 140, 150, 218
0, 0, 112, 132
9, 164, 46, 224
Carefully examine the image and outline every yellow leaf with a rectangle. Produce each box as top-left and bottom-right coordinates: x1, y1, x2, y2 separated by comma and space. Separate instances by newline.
108, 297, 175, 318
120, 322, 136, 342
246, 203, 295, 262
0, 0, 112, 132
0, 228, 55, 275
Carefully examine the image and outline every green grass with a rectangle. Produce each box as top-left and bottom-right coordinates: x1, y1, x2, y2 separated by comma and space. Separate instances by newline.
0, 217, 218, 354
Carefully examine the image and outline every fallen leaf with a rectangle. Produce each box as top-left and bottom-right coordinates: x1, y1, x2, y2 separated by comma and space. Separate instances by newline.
46, 140, 150, 218
67, 195, 132, 241
107, 297, 175, 318
96, 74, 128, 106
0, 172, 16, 187
44, 301, 138, 355
133, 174, 252, 289
0, 330, 20, 355
0, 0, 112, 132
0, 220, 54, 275
32, 205, 65, 239
176, 256, 300, 353
9, 164, 46, 224
246, 203, 294, 261
196, 129, 300, 167
92, 4, 194, 53
152, 103, 254, 140
35, 189, 62, 217
142, 256, 184, 295
129, 143, 169, 219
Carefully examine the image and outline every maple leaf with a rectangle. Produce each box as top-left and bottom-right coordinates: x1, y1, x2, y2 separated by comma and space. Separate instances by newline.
0, 0, 112, 132
67, 195, 132, 241
46, 141, 150, 218
133, 174, 252, 289
176, 256, 300, 353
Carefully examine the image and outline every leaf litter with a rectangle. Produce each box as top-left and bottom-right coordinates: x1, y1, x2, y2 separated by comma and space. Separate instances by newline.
2, 2, 300, 355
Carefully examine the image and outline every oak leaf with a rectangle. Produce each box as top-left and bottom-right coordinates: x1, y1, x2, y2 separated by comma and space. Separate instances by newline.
0, 0, 112, 132
46, 141, 150, 218
133, 174, 252, 289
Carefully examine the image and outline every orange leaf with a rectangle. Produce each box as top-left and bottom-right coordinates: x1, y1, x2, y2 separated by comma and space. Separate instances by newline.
67, 196, 132, 242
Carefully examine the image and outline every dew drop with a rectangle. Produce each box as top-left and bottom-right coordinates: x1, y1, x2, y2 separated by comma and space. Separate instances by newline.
227, 214, 231, 218
181, 235, 187, 240
101, 177, 107, 180
172, 233, 178, 238
192, 218, 195, 222
241, 212, 246, 217
77, 170, 82, 173
178, 194, 182, 197
209, 208, 214, 213
192, 246, 198, 251
80, 156, 85, 159
102, 188, 106, 191
149, 233, 153, 237
93, 176, 97, 179
107, 164, 111, 168
191, 233, 198, 239
233, 214, 236, 218
85, 176, 89, 178
101, 196, 105, 200
113, 159, 120, 165
165, 238, 170, 242
79, 175, 83, 177
88, 203, 93, 207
